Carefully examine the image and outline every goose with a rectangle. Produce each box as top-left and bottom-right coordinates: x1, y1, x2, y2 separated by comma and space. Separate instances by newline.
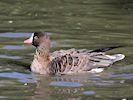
24, 32, 125, 75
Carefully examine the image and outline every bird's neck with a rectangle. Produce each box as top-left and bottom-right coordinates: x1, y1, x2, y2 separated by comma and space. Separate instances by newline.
36, 44, 50, 60
31, 44, 50, 74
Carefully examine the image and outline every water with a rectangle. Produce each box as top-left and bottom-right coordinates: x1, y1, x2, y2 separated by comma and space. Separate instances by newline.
0, 0, 133, 100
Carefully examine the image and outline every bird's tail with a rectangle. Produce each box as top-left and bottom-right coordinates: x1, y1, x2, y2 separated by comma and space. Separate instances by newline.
110, 54, 125, 62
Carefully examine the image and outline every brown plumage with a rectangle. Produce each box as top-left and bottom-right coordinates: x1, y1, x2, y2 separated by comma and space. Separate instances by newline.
24, 32, 125, 75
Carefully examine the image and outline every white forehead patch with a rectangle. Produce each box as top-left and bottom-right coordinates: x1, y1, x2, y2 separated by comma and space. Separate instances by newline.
29, 33, 34, 42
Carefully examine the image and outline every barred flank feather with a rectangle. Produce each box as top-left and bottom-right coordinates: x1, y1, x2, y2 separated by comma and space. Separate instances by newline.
48, 47, 125, 75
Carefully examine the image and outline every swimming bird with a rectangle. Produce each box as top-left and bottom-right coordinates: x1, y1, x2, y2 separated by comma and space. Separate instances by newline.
24, 32, 125, 75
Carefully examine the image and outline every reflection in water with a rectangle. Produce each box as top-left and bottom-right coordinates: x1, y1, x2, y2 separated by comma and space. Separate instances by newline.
3, 45, 26, 50
31, 72, 131, 100
0, 33, 31, 38
0, 55, 21, 60
83, 91, 95, 95
111, 73, 133, 79
0, 0, 133, 99
0, 72, 34, 83
49, 81, 82, 87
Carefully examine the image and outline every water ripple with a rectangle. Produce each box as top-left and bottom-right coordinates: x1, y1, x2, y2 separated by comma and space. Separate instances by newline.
111, 74, 133, 79
0, 33, 31, 38
49, 81, 82, 87
0, 55, 21, 60
83, 91, 95, 95
0, 72, 35, 83
3, 45, 26, 50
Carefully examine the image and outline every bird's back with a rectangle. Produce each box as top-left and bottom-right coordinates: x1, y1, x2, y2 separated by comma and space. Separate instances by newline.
48, 48, 124, 75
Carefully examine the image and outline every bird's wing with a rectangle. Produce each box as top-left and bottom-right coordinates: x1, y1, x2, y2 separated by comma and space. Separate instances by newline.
48, 47, 124, 75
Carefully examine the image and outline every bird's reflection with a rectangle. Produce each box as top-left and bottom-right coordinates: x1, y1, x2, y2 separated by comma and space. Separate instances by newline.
31, 72, 115, 100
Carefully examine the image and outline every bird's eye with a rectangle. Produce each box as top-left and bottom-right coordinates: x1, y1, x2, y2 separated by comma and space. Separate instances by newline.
34, 36, 38, 40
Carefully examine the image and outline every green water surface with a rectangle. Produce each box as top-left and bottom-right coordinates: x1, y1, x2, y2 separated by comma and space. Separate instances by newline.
0, 0, 133, 100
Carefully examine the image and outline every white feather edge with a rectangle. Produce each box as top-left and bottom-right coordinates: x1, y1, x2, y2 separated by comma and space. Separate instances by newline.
106, 54, 125, 62
89, 68, 104, 73
89, 54, 125, 73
